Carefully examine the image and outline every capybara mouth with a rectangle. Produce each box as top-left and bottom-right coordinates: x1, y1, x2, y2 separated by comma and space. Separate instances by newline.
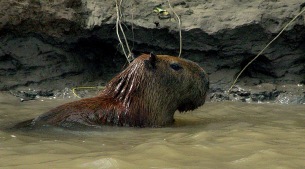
177, 101, 198, 112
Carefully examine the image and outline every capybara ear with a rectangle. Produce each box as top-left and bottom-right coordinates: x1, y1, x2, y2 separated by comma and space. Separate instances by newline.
144, 52, 157, 70
149, 52, 157, 64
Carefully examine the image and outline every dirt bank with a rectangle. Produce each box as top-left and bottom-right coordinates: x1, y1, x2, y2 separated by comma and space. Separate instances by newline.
0, 0, 304, 104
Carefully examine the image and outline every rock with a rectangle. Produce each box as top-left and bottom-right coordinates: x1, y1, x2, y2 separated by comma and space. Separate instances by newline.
0, 0, 304, 104
10, 89, 54, 102
209, 83, 305, 104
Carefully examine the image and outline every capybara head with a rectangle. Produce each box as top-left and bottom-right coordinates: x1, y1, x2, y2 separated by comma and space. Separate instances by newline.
102, 53, 209, 126
17, 53, 209, 128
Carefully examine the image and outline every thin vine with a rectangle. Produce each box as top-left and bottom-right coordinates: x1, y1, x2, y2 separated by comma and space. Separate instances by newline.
167, 0, 182, 57
72, 86, 105, 98
228, 7, 305, 92
115, 0, 133, 63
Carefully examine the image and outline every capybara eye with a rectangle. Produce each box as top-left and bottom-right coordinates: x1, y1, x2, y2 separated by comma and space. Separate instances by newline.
170, 63, 183, 71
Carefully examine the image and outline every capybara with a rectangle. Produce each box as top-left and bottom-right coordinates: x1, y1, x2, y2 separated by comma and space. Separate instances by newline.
17, 53, 209, 128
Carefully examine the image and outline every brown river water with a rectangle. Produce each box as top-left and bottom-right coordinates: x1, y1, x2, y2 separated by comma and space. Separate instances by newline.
0, 92, 305, 169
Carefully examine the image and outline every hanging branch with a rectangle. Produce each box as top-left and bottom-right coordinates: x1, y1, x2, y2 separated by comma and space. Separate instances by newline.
115, 0, 133, 63
167, 0, 182, 57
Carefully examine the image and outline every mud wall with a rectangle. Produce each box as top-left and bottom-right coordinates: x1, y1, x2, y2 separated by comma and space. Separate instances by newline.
0, 0, 304, 103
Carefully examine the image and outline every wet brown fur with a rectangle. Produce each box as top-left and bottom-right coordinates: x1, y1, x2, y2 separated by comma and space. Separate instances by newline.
20, 54, 209, 128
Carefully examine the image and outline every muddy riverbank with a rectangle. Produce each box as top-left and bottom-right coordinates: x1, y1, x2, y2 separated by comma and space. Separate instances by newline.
0, 0, 304, 104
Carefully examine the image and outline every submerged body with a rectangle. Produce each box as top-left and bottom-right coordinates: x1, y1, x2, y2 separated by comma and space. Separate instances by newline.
18, 53, 209, 128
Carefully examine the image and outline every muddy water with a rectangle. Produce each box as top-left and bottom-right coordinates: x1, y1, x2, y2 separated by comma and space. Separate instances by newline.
0, 92, 305, 169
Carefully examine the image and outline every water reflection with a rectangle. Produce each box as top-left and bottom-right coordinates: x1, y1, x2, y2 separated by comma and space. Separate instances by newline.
0, 92, 305, 169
